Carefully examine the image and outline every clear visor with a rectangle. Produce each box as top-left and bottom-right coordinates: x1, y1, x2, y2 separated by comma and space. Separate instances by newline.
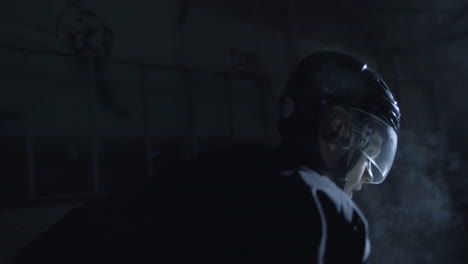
349, 108, 398, 184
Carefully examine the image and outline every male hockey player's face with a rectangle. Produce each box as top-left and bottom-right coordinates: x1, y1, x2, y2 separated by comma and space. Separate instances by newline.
342, 150, 373, 198
318, 106, 377, 198
342, 121, 390, 198
320, 142, 374, 198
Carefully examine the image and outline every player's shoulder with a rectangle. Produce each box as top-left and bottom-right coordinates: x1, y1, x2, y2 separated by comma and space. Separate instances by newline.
294, 167, 367, 225
293, 167, 370, 262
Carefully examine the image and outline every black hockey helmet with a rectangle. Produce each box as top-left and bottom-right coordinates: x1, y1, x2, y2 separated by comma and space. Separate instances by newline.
279, 51, 401, 183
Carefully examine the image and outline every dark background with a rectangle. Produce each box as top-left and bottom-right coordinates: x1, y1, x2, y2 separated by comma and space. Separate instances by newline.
0, 0, 467, 263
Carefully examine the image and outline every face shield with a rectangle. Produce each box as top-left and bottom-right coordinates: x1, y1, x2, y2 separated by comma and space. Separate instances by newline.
348, 108, 398, 184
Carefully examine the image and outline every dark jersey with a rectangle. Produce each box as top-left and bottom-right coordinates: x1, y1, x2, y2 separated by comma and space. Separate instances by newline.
14, 145, 369, 264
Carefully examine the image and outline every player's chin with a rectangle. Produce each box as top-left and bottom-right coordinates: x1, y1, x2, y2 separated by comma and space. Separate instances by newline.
344, 188, 354, 198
